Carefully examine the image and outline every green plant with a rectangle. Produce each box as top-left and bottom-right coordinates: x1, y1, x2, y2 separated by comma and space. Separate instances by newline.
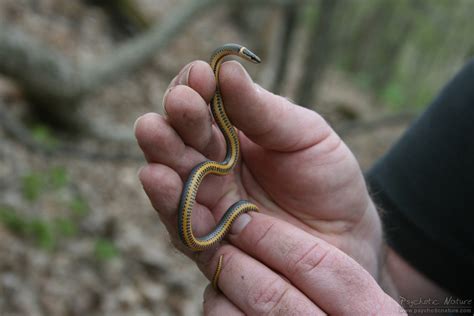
94, 238, 119, 261
49, 166, 69, 189
21, 167, 68, 201
0, 207, 56, 249
31, 124, 58, 149
21, 172, 44, 201
53, 217, 78, 237
28, 219, 55, 250
0, 206, 29, 234
69, 197, 89, 217
381, 82, 405, 109
11, 167, 92, 251
353, 72, 373, 91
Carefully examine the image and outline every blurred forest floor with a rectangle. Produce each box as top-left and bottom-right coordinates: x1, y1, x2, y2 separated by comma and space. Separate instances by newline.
0, 0, 471, 315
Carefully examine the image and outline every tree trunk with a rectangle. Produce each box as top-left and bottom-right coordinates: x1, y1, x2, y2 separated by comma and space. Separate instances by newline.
295, 0, 338, 107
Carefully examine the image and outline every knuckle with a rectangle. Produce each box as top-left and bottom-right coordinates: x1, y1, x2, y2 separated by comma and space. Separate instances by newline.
286, 242, 331, 278
248, 277, 290, 314
253, 221, 276, 250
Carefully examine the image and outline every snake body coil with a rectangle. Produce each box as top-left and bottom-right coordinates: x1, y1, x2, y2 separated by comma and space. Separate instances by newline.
177, 44, 260, 288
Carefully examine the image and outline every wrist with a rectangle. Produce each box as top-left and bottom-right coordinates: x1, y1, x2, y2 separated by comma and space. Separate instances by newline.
369, 200, 401, 298
338, 198, 383, 279
372, 199, 450, 300
378, 244, 400, 299
385, 247, 450, 300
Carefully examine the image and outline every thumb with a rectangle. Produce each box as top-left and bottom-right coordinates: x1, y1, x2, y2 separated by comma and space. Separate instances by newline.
219, 61, 332, 151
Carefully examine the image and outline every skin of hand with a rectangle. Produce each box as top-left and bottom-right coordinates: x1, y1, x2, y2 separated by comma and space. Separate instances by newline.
135, 60, 404, 314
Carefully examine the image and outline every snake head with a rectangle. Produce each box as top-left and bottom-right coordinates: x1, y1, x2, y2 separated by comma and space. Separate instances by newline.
239, 46, 261, 64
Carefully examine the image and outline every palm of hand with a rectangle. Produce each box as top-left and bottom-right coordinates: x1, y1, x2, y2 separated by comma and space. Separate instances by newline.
219, 119, 381, 276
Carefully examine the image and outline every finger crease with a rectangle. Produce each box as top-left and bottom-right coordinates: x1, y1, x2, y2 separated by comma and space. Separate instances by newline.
289, 242, 328, 277
253, 222, 275, 251
306, 247, 331, 275
265, 284, 291, 316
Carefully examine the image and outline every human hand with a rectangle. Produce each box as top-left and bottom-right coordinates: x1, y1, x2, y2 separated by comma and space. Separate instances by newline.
135, 59, 382, 277
201, 212, 403, 315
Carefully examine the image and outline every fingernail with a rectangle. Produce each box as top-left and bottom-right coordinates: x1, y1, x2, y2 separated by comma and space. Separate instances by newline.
181, 62, 194, 85
162, 87, 173, 114
230, 213, 251, 235
137, 166, 145, 181
133, 115, 142, 134
203, 284, 211, 298
203, 285, 213, 303
176, 62, 194, 86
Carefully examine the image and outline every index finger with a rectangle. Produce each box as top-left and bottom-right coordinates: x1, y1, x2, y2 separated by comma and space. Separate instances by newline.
227, 212, 401, 315
198, 245, 325, 315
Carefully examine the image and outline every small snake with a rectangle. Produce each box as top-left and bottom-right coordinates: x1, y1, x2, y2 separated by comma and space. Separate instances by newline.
177, 44, 261, 289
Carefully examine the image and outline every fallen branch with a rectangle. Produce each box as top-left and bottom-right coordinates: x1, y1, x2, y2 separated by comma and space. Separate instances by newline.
80, 0, 221, 93
0, 101, 143, 161
0, 26, 83, 129
0, 0, 221, 130
0, 0, 306, 133
81, 0, 308, 93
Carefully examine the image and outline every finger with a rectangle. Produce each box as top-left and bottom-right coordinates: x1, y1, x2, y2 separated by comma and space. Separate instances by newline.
165, 61, 225, 159
228, 212, 400, 315
167, 61, 216, 104
219, 61, 333, 152
136, 61, 217, 164
135, 112, 185, 167
165, 84, 225, 160
203, 285, 244, 316
198, 245, 325, 315
138, 163, 218, 254
134, 113, 229, 208
138, 163, 250, 259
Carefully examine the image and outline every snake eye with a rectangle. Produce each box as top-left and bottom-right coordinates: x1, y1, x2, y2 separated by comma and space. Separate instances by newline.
241, 47, 261, 64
